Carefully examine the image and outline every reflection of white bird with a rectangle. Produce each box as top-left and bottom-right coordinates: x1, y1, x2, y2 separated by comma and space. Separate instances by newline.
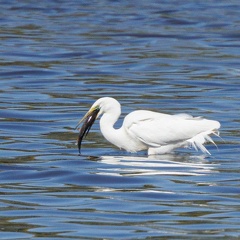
76, 97, 220, 155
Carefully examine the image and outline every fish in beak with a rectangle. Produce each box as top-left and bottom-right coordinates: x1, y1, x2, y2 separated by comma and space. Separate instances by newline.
75, 107, 100, 154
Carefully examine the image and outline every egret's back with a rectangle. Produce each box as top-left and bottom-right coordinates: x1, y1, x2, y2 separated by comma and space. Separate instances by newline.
124, 110, 220, 154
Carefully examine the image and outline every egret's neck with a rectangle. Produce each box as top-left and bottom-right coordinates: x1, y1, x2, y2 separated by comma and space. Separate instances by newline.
99, 109, 126, 149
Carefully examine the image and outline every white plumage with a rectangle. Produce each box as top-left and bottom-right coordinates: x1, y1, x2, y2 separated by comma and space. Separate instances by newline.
77, 97, 220, 155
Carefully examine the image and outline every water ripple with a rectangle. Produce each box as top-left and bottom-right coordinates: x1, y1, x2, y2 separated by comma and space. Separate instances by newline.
0, 0, 239, 239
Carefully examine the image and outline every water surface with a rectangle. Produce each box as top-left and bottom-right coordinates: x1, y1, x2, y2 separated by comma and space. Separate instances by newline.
0, 1, 240, 239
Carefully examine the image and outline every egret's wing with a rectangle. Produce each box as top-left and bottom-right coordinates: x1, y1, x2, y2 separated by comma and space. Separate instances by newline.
124, 110, 217, 147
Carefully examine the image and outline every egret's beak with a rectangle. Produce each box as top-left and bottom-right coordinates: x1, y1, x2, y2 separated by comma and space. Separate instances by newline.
76, 107, 100, 154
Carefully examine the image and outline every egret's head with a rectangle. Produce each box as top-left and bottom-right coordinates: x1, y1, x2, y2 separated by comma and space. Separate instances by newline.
75, 97, 120, 154
92, 97, 121, 115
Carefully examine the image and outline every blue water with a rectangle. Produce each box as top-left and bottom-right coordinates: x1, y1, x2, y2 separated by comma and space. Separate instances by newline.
0, 1, 240, 239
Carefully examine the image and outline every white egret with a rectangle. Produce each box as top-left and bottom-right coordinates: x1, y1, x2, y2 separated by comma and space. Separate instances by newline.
76, 97, 220, 155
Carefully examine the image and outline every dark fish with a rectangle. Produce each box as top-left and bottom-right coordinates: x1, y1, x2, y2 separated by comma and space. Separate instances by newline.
77, 108, 99, 154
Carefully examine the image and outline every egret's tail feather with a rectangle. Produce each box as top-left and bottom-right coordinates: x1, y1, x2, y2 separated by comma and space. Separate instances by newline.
187, 130, 220, 155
